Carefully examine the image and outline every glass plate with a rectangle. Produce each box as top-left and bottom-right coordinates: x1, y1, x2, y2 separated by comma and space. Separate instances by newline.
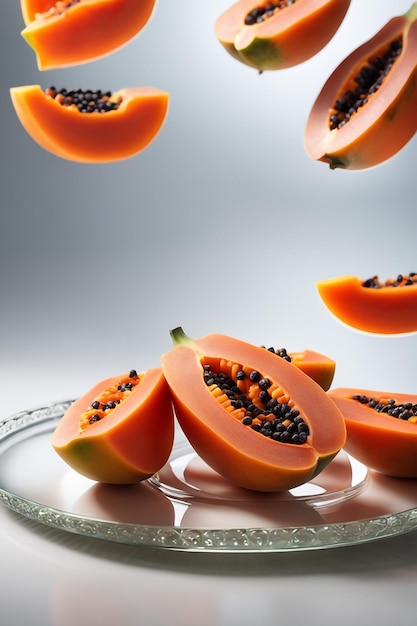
2, 401, 417, 552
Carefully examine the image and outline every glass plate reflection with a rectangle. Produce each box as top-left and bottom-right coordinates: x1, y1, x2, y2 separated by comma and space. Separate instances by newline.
1, 400, 417, 552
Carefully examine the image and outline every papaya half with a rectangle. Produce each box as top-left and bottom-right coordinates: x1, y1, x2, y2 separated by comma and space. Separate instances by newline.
10, 84, 169, 163
51, 368, 175, 484
262, 345, 335, 391
316, 273, 417, 335
161, 328, 346, 492
329, 387, 417, 478
214, 0, 351, 72
304, 3, 417, 170
20, 0, 156, 70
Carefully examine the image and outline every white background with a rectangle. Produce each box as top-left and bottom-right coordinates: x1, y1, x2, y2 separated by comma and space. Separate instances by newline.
1, 1, 416, 418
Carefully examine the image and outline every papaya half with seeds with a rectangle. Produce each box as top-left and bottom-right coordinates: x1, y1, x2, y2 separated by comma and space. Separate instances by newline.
161, 328, 346, 492
329, 388, 417, 478
51, 368, 175, 484
20, 0, 156, 70
317, 274, 417, 335
214, 0, 351, 72
263, 346, 335, 391
304, 3, 417, 170
10, 84, 169, 163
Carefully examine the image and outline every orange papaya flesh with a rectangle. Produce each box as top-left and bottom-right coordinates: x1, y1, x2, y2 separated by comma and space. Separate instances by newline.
10, 84, 169, 163
261, 345, 335, 391
304, 3, 417, 170
162, 328, 346, 492
51, 367, 175, 484
329, 388, 417, 477
20, 0, 156, 70
317, 273, 417, 334
214, 0, 351, 72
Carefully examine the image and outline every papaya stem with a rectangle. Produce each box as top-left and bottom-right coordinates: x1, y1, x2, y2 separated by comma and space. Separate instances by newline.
169, 327, 196, 348
407, 3, 417, 22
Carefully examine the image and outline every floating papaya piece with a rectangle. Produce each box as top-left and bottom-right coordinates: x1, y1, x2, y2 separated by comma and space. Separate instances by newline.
51, 368, 175, 484
214, 0, 351, 72
329, 387, 417, 477
305, 3, 417, 170
161, 328, 346, 492
20, 0, 156, 70
10, 84, 169, 163
317, 273, 417, 335
262, 345, 335, 391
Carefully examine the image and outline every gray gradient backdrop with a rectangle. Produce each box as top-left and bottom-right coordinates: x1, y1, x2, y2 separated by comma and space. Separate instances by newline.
1, 0, 416, 417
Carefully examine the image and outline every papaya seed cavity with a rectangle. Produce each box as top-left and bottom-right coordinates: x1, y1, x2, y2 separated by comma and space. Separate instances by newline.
79, 369, 142, 433
45, 86, 122, 114
244, 1, 297, 25
202, 357, 310, 445
329, 38, 402, 130
352, 394, 417, 424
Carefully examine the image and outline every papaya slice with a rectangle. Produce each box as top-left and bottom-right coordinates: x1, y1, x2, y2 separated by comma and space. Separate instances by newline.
161, 328, 346, 492
262, 345, 335, 391
10, 84, 169, 163
214, 0, 351, 72
329, 387, 417, 478
51, 368, 175, 484
304, 3, 417, 170
317, 273, 417, 335
20, 0, 156, 70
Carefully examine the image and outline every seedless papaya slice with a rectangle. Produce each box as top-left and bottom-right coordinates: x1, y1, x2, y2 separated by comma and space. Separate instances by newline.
10, 84, 169, 163
317, 274, 417, 334
162, 328, 346, 492
20, 0, 156, 70
214, 0, 351, 72
329, 387, 417, 477
51, 368, 175, 484
304, 3, 417, 170
262, 345, 335, 391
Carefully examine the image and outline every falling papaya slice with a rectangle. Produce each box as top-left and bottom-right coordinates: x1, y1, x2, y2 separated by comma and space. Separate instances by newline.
329, 387, 417, 477
317, 273, 417, 335
261, 345, 335, 391
161, 328, 346, 492
20, 0, 156, 70
304, 3, 417, 170
214, 0, 351, 72
51, 368, 175, 484
10, 84, 169, 163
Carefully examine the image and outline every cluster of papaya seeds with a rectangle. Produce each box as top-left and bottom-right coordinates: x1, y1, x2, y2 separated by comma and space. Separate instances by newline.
10, 0, 170, 163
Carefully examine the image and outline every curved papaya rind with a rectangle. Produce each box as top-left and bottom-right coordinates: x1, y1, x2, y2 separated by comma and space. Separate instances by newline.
20, 0, 156, 70
51, 368, 175, 484
215, 0, 351, 72
329, 388, 417, 478
317, 275, 417, 335
162, 333, 346, 492
10, 85, 169, 163
304, 5, 417, 170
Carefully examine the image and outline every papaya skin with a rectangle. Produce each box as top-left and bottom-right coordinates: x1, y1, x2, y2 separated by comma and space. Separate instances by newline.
317, 275, 417, 335
20, 0, 156, 70
214, 0, 351, 72
329, 388, 417, 478
304, 3, 417, 170
51, 368, 175, 484
162, 329, 346, 492
10, 84, 169, 163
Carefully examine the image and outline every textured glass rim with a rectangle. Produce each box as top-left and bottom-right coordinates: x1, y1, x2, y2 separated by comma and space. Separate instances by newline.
1, 400, 417, 553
